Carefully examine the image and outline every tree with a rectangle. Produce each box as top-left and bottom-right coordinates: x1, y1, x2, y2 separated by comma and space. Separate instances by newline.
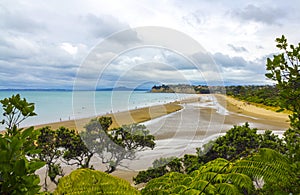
83, 117, 155, 173
37, 126, 94, 190
200, 123, 260, 162
134, 157, 181, 184
36, 126, 63, 190
258, 130, 285, 153
53, 168, 140, 195
0, 94, 37, 129
0, 94, 44, 195
265, 36, 300, 191
266, 35, 300, 129
57, 127, 93, 169
134, 154, 203, 184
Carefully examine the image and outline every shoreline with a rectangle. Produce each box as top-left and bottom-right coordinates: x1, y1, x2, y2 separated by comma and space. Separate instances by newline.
33, 94, 290, 132
34, 101, 184, 132
215, 94, 290, 130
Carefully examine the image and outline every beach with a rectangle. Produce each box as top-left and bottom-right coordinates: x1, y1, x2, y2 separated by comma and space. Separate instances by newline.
35, 101, 183, 131
119, 94, 289, 171
32, 94, 291, 190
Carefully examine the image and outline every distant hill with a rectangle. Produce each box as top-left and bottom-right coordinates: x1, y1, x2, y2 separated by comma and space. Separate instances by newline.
150, 84, 210, 94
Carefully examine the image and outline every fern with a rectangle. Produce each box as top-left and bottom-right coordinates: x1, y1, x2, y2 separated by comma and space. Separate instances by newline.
232, 148, 297, 191
53, 169, 140, 195
142, 158, 254, 194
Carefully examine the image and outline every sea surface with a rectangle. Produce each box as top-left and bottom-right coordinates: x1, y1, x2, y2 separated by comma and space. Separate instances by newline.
0, 90, 197, 128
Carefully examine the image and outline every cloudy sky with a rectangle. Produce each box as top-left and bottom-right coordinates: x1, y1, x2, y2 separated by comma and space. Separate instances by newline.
1, 0, 299, 89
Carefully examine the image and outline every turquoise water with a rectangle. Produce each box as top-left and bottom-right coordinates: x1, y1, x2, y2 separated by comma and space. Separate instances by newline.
0, 91, 197, 128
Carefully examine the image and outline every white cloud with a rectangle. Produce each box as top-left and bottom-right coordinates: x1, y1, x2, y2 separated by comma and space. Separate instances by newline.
60, 43, 78, 55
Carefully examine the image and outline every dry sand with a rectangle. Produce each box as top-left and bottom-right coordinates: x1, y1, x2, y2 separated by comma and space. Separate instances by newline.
215, 94, 290, 130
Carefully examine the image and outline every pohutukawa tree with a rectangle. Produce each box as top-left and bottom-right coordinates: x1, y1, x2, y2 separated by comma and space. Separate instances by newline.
0, 94, 44, 195
82, 116, 155, 173
266, 35, 300, 129
266, 36, 300, 163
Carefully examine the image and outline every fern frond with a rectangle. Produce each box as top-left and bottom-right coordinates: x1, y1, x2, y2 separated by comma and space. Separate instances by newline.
53, 169, 140, 195
215, 183, 241, 195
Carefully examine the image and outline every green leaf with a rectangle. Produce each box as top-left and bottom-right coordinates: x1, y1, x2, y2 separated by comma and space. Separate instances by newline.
276, 108, 285, 112
14, 159, 26, 176
28, 161, 45, 173
265, 73, 273, 79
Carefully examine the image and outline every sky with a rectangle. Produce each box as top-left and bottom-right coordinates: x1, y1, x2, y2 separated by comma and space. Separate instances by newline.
0, 0, 299, 89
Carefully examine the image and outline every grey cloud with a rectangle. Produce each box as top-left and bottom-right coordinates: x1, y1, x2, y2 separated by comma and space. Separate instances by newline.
84, 14, 130, 39
227, 44, 248, 53
213, 52, 272, 84
232, 4, 285, 25
213, 52, 248, 68
0, 6, 45, 34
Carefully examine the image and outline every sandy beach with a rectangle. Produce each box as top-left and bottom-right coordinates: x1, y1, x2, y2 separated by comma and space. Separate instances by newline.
33, 94, 290, 189
35, 102, 183, 132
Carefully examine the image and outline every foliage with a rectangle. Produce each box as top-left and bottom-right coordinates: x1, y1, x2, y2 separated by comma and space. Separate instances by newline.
0, 94, 44, 195
283, 128, 300, 162
265, 35, 300, 128
53, 168, 140, 195
134, 155, 202, 184
57, 127, 93, 168
258, 130, 285, 153
0, 94, 37, 129
37, 126, 94, 190
142, 148, 296, 194
142, 158, 255, 195
152, 157, 176, 168
225, 85, 280, 107
134, 157, 181, 184
199, 123, 259, 162
264, 36, 300, 192
233, 148, 298, 194
83, 117, 155, 173
36, 126, 63, 190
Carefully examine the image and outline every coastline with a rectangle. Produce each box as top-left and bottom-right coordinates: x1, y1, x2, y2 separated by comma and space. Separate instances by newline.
215, 94, 290, 130
34, 101, 184, 132
33, 94, 290, 132
30, 94, 292, 189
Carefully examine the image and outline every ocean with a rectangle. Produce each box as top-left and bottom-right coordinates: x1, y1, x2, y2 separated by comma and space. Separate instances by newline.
0, 90, 197, 128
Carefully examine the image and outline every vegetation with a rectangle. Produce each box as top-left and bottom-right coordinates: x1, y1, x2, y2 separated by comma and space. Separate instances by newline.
83, 117, 155, 173
142, 148, 296, 194
225, 85, 280, 107
36, 126, 92, 190
266, 35, 300, 128
0, 95, 45, 194
0, 94, 37, 129
53, 168, 140, 195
